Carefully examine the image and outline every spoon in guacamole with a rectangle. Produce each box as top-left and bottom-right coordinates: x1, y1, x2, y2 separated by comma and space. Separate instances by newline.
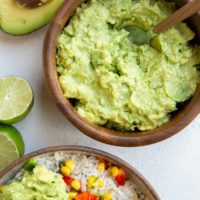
126, 0, 200, 45
125, 26, 152, 45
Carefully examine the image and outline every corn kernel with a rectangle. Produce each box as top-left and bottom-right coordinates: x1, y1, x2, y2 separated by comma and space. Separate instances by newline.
111, 166, 119, 177
87, 175, 96, 187
71, 179, 81, 191
65, 160, 74, 169
103, 192, 112, 200
69, 192, 77, 199
98, 162, 105, 172
61, 166, 71, 176
98, 180, 104, 188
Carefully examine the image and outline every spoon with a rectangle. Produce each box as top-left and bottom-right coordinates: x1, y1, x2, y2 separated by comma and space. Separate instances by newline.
126, 0, 200, 45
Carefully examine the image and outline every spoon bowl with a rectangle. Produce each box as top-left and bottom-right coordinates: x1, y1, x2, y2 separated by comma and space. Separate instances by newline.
127, 0, 200, 45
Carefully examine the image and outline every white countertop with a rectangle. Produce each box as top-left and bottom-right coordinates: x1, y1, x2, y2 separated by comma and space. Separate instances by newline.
0, 27, 199, 200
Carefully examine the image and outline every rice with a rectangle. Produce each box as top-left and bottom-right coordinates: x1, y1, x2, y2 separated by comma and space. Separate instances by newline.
3, 151, 148, 200
33, 152, 148, 200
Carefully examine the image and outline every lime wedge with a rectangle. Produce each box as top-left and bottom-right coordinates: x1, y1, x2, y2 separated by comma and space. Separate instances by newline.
0, 77, 33, 124
0, 124, 24, 171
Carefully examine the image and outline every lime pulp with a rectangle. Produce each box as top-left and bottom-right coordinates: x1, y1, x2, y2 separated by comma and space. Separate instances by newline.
0, 124, 24, 171
0, 77, 33, 124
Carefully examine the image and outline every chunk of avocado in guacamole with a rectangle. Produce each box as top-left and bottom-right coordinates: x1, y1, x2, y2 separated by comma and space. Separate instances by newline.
0, 166, 69, 200
56, 0, 200, 131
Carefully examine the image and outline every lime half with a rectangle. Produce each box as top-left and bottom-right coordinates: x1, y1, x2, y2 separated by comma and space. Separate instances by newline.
0, 124, 24, 171
0, 77, 33, 124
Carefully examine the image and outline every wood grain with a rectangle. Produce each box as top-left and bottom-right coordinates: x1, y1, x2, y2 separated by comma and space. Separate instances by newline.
43, 0, 200, 147
154, 0, 200, 34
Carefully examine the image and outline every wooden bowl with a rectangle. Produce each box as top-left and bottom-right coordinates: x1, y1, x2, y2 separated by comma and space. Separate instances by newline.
43, 0, 200, 147
0, 146, 160, 200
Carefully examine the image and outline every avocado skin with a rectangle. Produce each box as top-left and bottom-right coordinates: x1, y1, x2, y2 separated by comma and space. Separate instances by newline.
0, 0, 64, 36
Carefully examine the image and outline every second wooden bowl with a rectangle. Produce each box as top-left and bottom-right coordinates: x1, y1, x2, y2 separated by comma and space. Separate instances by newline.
43, 0, 200, 147
0, 146, 160, 200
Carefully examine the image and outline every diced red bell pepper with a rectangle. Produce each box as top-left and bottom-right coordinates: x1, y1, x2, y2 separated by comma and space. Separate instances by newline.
114, 169, 126, 186
75, 192, 99, 200
89, 195, 99, 200
63, 176, 73, 185
75, 191, 90, 200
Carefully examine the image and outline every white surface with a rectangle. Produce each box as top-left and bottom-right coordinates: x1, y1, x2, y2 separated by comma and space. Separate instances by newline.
0, 27, 199, 200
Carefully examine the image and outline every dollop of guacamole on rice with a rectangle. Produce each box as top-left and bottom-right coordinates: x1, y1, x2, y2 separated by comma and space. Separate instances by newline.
56, 0, 200, 131
0, 166, 69, 200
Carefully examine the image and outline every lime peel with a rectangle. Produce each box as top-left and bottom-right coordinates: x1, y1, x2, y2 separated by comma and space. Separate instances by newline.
0, 124, 24, 171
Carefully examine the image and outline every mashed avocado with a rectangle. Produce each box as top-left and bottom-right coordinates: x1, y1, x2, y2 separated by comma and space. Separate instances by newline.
57, 0, 200, 131
0, 166, 69, 200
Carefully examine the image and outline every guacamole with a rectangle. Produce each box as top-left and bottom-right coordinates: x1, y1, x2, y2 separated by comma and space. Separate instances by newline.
0, 166, 69, 200
57, 0, 200, 131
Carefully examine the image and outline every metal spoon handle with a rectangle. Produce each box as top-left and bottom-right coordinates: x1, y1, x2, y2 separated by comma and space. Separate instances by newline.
154, 0, 200, 34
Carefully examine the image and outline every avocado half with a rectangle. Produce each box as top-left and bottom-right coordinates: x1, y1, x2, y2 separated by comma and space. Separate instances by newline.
0, 0, 64, 35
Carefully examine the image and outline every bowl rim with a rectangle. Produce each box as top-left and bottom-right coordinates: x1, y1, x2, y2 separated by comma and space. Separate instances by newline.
43, 0, 200, 147
0, 145, 160, 200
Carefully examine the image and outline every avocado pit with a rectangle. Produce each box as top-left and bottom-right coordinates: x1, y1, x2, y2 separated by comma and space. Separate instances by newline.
16, 0, 50, 8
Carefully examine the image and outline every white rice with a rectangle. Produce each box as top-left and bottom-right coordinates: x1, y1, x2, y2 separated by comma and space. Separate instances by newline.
34, 152, 148, 200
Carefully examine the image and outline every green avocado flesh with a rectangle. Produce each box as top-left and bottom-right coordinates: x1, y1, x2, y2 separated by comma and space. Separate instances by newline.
0, 166, 69, 200
0, 0, 64, 35
57, 0, 200, 131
